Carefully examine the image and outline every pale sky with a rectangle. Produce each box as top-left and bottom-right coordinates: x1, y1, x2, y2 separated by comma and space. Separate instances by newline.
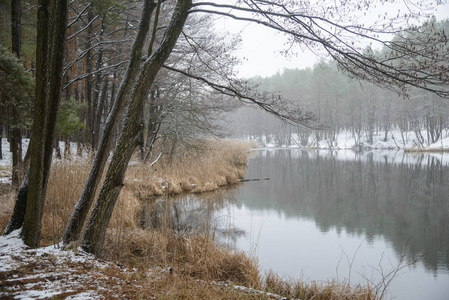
213, 0, 449, 78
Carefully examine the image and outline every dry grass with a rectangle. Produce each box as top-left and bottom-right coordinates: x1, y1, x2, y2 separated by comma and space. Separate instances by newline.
104, 228, 261, 288
264, 271, 376, 300
0, 181, 15, 232
126, 139, 251, 196
0, 139, 379, 299
42, 159, 92, 245
404, 147, 448, 153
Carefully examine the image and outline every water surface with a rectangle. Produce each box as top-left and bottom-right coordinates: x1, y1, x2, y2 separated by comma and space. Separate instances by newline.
145, 149, 449, 299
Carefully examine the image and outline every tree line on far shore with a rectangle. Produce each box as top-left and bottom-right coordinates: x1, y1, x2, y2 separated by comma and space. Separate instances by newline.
228, 19, 449, 148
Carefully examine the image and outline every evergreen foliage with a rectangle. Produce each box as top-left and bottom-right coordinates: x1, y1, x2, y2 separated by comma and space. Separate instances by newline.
56, 99, 86, 137
0, 45, 33, 128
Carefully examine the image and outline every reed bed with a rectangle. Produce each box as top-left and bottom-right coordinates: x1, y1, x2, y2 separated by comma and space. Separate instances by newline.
0, 179, 15, 231
404, 147, 448, 153
264, 271, 377, 300
0, 139, 379, 299
125, 139, 253, 197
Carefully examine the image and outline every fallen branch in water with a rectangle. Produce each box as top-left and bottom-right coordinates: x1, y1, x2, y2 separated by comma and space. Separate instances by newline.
239, 178, 270, 182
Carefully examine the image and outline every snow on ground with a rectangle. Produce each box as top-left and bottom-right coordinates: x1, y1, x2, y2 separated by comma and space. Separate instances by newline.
0, 230, 100, 299
427, 136, 449, 151
256, 129, 449, 150
1, 138, 89, 184
0, 230, 158, 299
0, 231, 290, 299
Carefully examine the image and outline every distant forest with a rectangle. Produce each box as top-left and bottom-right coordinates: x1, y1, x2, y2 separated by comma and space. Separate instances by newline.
227, 19, 449, 148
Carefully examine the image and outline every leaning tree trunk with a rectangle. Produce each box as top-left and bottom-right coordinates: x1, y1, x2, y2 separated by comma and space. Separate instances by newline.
91, 19, 106, 150
3, 172, 28, 235
0, 120, 3, 160
84, 12, 94, 149
92, 79, 108, 150
15, 0, 68, 247
62, 0, 157, 245
81, 0, 192, 256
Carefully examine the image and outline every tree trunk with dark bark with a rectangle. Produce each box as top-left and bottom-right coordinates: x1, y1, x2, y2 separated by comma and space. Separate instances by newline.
11, 128, 22, 187
5, 0, 68, 247
10, 0, 23, 188
93, 80, 108, 148
3, 172, 28, 235
0, 121, 3, 160
91, 20, 106, 150
85, 12, 94, 150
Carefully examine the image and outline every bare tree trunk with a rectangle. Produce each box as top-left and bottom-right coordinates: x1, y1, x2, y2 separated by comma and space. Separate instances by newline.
10, 0, 23, 187
11, 128, 22, 187
11, 0, 21, 56
81, 0, 192, 256
3, 172, 28, 235
143, 89, 163, 162
54, 136, 62, 159
91, 19, 105, 150
64, 137, 71, 159
62, 0, 157, 245
0, 120, 3, 160
93, 80, 108, 149
17, 0, 68, 247
85, 12, 94, 150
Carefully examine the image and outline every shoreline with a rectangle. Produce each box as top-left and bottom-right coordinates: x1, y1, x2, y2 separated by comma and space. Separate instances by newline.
251, 145, 449, 152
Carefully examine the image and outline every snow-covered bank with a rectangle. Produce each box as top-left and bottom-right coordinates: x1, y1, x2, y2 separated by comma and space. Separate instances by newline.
254, 147, 449, 168
250, 129, 449, 151
0, 230, 108, 299
0, 230, 190, 299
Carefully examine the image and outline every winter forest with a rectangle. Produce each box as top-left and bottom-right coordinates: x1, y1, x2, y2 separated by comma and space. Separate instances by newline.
227, 19, 449, 148
1, 0, 449, 298
229, 58, 449, 148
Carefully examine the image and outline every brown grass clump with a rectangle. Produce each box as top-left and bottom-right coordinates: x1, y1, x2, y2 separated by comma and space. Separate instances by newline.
41, 159, 92, 245
104, 228, 261, 288
146, 274, 262, 299
404, 147, 448, 153
126, 139, 251, 196
264, 271, 376, 300
0, 181, 15, 231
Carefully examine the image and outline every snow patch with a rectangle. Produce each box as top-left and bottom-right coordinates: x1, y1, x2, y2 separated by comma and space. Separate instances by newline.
0, 230, 112, 299
253, 129, 449, 151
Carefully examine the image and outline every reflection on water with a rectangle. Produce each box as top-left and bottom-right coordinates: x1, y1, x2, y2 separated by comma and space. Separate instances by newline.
143, 149, 449, 300
140, 186, 245, 246
241, 150, 449, 273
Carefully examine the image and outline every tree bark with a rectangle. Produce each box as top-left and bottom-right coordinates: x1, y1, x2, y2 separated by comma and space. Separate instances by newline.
0, 120, 3, 160
10, 0, 23, 187
93, 80, 108, 147
62, 0, 157, 245
143, 89, 163, 162
19, 0, 68, 247
85, 12, 94, 149
91, 19, 105, 150
11, 0, 21, 56
81, 0, 192, 256
11, 128, 22, 187
3, 171, 28, 235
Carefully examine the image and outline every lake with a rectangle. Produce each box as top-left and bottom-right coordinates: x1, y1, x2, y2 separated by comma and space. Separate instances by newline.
143, 149, 449, 299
